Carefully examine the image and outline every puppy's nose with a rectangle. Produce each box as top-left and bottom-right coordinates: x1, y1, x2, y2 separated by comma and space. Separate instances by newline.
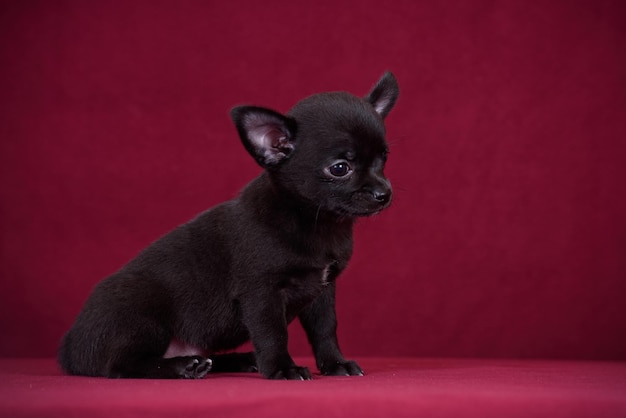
372, 189, 391, 204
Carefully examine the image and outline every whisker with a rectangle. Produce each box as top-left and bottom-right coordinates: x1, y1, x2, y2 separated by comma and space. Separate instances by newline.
314, 204, 322, 229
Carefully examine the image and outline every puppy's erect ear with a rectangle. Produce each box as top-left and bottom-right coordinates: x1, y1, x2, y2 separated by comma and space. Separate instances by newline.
230, 106, 297, 167
364, 71, 399, 119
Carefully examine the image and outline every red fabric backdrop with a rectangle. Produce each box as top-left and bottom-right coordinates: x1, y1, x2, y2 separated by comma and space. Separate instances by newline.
1, 0, 625, 360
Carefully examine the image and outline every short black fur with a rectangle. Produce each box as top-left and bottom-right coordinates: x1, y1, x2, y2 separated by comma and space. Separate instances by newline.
58, 72, 399, 380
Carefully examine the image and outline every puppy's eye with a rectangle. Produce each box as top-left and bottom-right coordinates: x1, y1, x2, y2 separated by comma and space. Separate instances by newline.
328, 162, 352, 178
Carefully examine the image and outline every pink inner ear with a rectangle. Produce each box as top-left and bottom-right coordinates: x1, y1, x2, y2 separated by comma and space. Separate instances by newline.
242, 112, 294, 164
370, 89, 397, 116
373, 96, 392, 115
272, 131, 293, 150
248, 125, 285, 151
243, 113, 283, 149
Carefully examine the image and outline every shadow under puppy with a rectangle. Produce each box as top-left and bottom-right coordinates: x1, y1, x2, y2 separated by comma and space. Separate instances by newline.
58, 72, 399, 380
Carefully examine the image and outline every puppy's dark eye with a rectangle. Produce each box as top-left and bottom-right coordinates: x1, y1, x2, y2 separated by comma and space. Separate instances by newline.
328, 162, 352, 177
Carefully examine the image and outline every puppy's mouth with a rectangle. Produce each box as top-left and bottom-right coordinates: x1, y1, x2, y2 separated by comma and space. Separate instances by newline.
331, 192, 393, 218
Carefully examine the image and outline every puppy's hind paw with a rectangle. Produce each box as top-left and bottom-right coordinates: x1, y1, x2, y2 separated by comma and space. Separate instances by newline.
170, 356, 212, 379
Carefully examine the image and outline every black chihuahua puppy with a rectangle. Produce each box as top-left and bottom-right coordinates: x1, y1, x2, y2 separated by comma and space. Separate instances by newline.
58, 72, 399, 380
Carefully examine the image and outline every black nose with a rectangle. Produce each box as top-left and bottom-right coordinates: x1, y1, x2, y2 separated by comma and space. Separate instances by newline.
372, 189, 391, 204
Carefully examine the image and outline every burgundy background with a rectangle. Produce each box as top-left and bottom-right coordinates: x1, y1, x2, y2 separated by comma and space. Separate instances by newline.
1, 0, 625, 360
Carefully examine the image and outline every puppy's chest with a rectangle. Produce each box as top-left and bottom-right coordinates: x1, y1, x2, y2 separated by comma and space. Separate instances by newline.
281, 261, 337, 291
320, 264, 332, 286
280, 262, 336, 315
271, 218, 352, 302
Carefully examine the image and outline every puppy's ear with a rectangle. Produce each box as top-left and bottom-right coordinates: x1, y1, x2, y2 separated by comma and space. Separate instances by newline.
230, 106, 297, 167
364, 71, 399, 119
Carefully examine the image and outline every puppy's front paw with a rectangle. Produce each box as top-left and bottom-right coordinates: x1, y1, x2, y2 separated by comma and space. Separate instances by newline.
321, 360, 364, 377
268, 366, 312, 380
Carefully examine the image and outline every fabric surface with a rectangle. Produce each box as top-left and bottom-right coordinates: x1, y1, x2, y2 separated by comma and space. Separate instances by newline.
1, 358, 625, 418
1, 0, 625, 360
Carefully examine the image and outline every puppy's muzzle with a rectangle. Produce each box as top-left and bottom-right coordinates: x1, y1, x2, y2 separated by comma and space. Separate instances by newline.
354, 180, 393, 215
371, 187, 392, 206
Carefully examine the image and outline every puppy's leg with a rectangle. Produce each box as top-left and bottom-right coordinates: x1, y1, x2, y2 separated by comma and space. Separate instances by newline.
299, 283, 364, 376
209, 352, 257, 373
239, 292, 311, 380
61, 320, 212, 379
60, 278, 212, 379
113, 355, 212, 379
105, 318, 212, 379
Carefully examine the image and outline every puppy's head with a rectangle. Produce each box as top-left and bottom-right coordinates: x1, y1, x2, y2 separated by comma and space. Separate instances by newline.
231, 72, 399, 217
